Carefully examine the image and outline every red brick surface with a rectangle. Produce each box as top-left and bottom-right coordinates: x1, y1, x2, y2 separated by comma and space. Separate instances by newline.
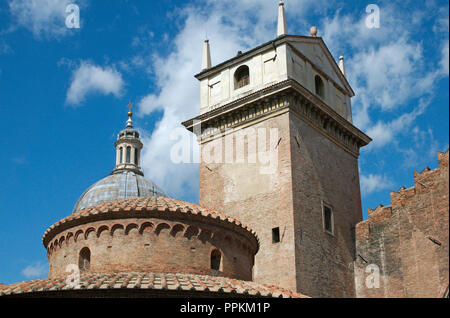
355, 151, 449, 298
44, 197, 259, 282
199, 109, 365, 297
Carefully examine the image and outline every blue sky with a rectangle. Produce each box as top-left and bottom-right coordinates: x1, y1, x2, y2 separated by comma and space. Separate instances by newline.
0, 0, 448, 285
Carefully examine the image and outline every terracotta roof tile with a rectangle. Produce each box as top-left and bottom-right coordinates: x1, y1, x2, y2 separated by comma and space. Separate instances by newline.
43, 196, 259, 247
0, 272, 307, 298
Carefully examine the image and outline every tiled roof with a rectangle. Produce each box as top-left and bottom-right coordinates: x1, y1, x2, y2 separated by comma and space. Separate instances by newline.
43, 196, 258, 246
0, 272, 306, 298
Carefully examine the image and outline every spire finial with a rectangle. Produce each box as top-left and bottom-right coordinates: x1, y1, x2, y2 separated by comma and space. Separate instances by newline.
202, 37, 212, 71
127, 101, 133, 117
126, 101, 133, 128
277, 0, 288, 36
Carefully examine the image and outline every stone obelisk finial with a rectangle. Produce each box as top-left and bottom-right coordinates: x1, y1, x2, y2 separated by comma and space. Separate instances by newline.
202, 38, 212, 71
277, 1, 288, 36
339, 56, 347, 77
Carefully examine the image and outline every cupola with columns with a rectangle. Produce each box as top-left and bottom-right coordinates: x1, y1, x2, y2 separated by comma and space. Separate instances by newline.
112, 102, 143, 176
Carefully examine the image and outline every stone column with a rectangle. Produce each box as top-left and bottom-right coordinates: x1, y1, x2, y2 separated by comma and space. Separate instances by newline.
131, 146, 136, 166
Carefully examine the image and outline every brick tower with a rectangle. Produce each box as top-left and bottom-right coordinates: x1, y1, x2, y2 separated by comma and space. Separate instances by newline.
183, 2, 371, 297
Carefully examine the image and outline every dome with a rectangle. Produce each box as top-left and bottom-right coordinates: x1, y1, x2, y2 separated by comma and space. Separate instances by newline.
72, 170, 165, 213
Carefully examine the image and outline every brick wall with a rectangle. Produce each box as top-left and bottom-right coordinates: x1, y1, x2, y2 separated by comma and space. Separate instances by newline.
355, 151, 449, 297
199, 107, 364, 297
289, 112, 362, 297
47, 217, 257, 281
199, 111, 298, 291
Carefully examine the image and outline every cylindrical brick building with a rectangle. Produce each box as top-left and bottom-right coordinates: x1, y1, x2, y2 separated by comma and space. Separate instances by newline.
0, 108, 302, 298
43, 196, 259, 282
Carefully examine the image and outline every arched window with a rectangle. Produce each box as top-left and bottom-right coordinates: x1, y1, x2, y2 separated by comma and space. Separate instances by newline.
126, 146, 131, 163
78, 247, 90, 271
119, 147, 123, 164
210, 249, 222, 271
315, 75, 325, 99
234, 65, 250, 89
134, 148, 138, 165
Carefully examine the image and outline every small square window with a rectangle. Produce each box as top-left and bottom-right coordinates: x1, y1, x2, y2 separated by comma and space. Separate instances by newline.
323, 205, 333, 234
272, 227, 280, 243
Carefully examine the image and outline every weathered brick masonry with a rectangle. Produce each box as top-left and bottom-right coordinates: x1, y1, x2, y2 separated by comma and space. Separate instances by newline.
43, 197, 258, 282
188, 83, 371, 297
355, 151, 449, 297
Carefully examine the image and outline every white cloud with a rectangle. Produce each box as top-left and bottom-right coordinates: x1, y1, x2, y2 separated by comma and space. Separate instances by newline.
364, 98, 429, 150
66, 61, 124, 106
441, 40, 449, 75
434, 7, 449, 76
319, 3, 447, 156
8, 0, 83, 38
350, 40, 426, 111
0, 42, 13, 55
360, 174, 393, 195
21, 261, 47, 279
321, 9, 437, 126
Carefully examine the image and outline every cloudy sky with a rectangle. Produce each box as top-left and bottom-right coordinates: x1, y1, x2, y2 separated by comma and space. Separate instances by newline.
0, 0, 448, 284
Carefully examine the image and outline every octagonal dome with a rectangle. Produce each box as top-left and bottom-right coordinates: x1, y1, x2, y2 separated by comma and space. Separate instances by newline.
72, 170, 165, 213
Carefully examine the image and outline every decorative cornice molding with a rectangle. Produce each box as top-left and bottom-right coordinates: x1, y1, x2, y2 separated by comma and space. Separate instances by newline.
182, 79, 371, 157
114, 137, 143, 148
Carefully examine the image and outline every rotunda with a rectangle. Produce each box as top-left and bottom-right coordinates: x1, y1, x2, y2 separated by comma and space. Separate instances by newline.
0, 106, 302, 298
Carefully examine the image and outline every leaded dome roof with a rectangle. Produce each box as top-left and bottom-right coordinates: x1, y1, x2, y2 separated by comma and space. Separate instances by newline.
72, 170, 165, 213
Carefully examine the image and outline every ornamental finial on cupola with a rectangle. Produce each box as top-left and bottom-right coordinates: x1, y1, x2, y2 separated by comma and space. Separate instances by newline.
126, 101, 133, 128
111, 101, 144, 176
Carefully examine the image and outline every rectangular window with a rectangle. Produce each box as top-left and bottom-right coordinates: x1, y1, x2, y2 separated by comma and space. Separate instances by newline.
323, 205, 333, 234
272, 227, 280, 243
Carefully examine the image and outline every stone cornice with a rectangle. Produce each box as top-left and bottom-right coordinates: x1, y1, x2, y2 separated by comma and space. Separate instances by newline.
114, 137, 143, 148
182, 79, 371, 157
